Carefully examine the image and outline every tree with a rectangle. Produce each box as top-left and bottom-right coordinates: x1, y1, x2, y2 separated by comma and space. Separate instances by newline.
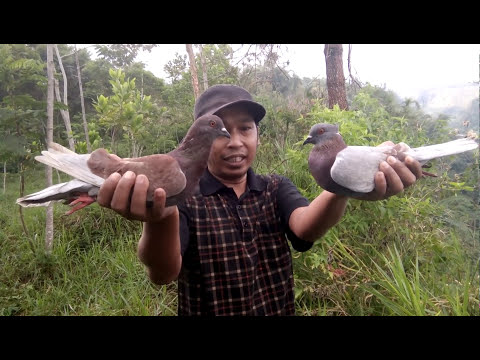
124, 62, 166, 100
82, 58, 115, 107
0, 44, 45, 196
162, 45, 239, 130
53, 44, 75, 150
93, 44, 156, 68
186, 44, 200, 101
235, 44, 286, 93
324, 44, 348, 110
198, 44, 209, 91
94, 68, 156, 157
74, 44, 91, 153
45, 44, 55, 253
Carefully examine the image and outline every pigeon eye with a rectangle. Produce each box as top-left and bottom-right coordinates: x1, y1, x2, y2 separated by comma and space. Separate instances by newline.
317, 128, 325, 135
210, 121, 216, 127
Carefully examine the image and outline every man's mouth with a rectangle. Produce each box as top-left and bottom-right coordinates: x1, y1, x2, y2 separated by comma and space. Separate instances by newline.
223, 154, 246, 164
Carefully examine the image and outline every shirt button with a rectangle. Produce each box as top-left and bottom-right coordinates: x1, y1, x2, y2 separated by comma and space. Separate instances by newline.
237, 205, 242, 210
243, 221, 248, 227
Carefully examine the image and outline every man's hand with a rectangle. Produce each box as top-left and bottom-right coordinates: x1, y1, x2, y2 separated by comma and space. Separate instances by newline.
357, 141, 424, 201
97, 170, 177, 223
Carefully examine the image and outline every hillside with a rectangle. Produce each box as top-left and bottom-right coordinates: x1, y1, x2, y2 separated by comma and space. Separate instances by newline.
417, 83, 479, 131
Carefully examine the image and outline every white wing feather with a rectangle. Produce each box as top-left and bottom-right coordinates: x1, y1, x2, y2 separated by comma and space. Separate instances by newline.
35, 143, 104, 187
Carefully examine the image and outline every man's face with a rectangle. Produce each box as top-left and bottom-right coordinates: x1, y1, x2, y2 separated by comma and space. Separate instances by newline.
207, 104, 259, 182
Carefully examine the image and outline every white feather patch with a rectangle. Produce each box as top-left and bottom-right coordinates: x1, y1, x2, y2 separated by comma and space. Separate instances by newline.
405, 138, 478, 163
331, 146, 389, 193
35, 143, 104, 187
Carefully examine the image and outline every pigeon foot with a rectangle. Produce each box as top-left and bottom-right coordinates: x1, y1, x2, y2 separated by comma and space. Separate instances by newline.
64, 194, 96, 215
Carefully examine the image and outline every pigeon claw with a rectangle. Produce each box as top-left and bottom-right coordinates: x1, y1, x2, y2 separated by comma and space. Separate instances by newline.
64, 194, 96, 215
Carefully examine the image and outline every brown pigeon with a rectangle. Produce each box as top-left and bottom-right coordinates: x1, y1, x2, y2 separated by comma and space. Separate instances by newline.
303, 123, 479, 197
16, 114, 230, 214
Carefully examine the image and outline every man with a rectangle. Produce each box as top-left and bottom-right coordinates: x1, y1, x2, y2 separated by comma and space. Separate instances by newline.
97, 84, 423, 315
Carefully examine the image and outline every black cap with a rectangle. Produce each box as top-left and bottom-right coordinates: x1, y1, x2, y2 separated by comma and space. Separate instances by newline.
194, 84, 266, 123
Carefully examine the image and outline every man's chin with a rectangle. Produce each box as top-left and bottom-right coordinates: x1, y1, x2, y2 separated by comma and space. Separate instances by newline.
215, 166, 249, 182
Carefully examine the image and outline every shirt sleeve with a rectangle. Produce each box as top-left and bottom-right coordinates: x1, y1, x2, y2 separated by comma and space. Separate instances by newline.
276, 176, 314, 252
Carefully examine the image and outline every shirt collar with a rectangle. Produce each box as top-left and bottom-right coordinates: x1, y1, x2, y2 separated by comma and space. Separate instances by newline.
200, 167, 266, 196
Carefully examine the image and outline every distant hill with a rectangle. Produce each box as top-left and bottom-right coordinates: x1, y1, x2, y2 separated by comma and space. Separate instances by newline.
417, 83, 479, 131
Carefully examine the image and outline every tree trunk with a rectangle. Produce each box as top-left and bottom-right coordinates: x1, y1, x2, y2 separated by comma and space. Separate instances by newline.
141, 70, 144, 98
18, 161, 34, 252
324, 44, 348, 110
46, 44, 55, 253
75, 44, 91, 153
53, 44, 75, 151
3, 161, 6, 194
198, 44, 209, 91
186, 44, 200, 101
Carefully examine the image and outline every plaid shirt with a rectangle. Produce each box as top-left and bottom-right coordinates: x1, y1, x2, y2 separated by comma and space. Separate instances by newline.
177, 168, 312, 316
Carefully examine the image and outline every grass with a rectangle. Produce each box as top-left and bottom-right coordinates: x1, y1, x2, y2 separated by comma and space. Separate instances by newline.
292, 228, 479, 316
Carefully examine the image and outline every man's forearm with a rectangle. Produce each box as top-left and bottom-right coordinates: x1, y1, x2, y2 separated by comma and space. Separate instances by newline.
137, 207, 182, 284
289, 191, 348, 242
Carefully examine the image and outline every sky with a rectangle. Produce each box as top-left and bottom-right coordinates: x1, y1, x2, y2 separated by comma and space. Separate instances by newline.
82, 44, 480, 100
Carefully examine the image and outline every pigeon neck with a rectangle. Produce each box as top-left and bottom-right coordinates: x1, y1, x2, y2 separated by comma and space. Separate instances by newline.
177, 135, 212, 161
175, 135, 213, 181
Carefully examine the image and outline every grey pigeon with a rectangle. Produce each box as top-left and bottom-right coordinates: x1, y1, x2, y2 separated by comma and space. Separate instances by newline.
303, 123, 479, 197
16, 114, 230, 214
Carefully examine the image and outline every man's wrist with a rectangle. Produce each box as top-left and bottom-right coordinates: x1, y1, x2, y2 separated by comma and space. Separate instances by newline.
324, 190, 349, 203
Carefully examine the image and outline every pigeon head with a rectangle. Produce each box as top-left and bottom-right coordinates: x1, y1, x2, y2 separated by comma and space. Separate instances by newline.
303, 123, 340, 146
181, 114, 231, 146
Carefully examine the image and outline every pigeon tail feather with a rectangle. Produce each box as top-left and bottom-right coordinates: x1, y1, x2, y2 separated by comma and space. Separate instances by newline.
406, 138, 478, 163
16, 179, 97, 207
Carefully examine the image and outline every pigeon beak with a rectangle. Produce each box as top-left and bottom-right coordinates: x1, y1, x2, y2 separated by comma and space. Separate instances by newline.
221, 127, 231, 139
303, 136, 313, 146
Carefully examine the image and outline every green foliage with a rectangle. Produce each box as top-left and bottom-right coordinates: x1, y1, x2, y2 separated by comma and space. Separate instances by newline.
124, 62, 166, 100
0, 44, 47, 173
93, 68, 157, 157
93, 44, 157, 68
73, 121, 103, 154
197, 44, 239, 86
163, 52, 188, 83
83, 58, 115, 106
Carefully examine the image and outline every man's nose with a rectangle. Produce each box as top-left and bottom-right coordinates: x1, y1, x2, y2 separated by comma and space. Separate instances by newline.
226, 131, 242, 147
